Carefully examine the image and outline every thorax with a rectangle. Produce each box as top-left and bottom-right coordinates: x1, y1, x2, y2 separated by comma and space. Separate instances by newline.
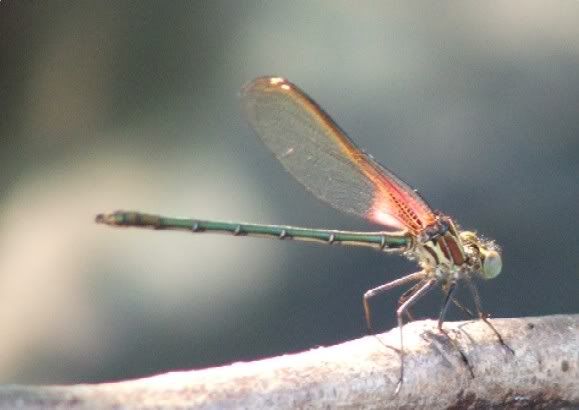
413, 216, 467, 280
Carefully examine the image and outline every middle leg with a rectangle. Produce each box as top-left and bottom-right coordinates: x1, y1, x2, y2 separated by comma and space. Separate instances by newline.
437, 282, 474, 378
394, 278, 437, 394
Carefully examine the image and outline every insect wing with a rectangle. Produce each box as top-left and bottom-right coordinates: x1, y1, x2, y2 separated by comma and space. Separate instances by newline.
241, 76, 436, 234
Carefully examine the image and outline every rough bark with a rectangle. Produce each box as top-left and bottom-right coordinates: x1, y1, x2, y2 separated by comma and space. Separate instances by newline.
0, 314, 577, 409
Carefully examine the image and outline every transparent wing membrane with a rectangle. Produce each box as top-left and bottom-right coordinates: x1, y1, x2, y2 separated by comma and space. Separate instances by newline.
241, 76, 436, 234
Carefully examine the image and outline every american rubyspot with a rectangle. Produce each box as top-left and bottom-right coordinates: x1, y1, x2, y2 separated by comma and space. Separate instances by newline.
96, 76, 508, 393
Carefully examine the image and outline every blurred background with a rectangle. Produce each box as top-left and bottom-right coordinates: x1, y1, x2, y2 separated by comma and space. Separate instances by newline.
1, 1, 578, 384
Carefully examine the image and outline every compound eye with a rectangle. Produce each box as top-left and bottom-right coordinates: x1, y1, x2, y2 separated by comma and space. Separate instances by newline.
481, 249, 502, 279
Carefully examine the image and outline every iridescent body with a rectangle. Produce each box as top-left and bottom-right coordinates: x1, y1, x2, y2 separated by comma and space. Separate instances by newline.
96, 76, 507, 393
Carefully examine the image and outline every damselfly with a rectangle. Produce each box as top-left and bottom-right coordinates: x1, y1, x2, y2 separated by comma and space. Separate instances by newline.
96, 76, 508, 393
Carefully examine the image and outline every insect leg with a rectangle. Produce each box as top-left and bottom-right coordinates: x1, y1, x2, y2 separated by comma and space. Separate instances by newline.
449, 295, 476, 319
397, 280, 428, 322
363, 270, 426, 334
437, 283, 474, 378
394, 278, 436, 394
465, 279, 514, 354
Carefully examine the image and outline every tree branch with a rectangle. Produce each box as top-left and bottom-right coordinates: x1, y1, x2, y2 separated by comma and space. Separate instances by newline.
1, 314, 577, 409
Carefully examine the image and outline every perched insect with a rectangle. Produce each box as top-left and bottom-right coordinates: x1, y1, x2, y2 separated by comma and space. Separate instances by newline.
96, 76, 508, 393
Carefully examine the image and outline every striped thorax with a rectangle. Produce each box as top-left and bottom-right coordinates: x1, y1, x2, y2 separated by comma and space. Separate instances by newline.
409, 215, 502, 284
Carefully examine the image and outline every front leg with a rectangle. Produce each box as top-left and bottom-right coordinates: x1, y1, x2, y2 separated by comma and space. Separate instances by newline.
465, 279, 514, 355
